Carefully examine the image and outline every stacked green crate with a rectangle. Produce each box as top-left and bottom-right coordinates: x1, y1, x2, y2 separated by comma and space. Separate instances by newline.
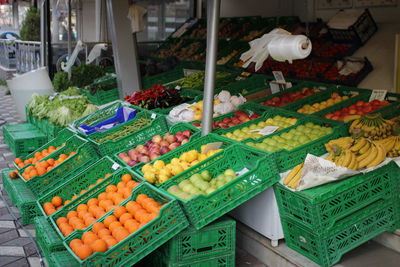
274, 161, 400, 266
2, 123, 47, 157
148, 217, 236, 266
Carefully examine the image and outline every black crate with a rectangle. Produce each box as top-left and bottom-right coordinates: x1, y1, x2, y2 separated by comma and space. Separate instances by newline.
328, 9, 377, 45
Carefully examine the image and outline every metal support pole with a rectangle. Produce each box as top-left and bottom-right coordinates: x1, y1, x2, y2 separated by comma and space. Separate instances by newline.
51, 0, 59, 43
40, 0, 46, 67
12, 0, 19, 29
46, 0, 53, 77
67, 0, 72, 79
106, 0, 142, 96
196, 0, 202, 19
201, 0, 220, 136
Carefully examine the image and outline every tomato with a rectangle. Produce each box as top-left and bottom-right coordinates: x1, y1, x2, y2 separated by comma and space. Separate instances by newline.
356, 100, 364, 106
370, 100, 381, 106
362, 106, 372, 113
348, 109, 357, 115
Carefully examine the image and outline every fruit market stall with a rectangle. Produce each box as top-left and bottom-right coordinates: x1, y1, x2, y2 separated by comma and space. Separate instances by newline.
2, 4, 400, 267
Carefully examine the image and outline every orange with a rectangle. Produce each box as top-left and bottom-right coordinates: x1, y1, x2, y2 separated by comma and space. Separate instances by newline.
133, 209, 149, 223
97, 193, 107, 201
67, 211, 78, 219
74, 223, 86, 230
18, 163, 24, 168
56, 205, 64, 210
123, 218, 139, 228
40, 161, 49, 169
106, 185, 117, 193
97, 228, 111, 238
75, 244, 93, 260
69, 217, 84, 227
14, 158, 22, 164
84, 216, 96, 227
105, 205, 114, 213
106, 192, 116, 201
60, 223, 74, 236
136, 194, 149, 205
80, 190, 87, 195
47, 158, 55, 166
70, 239, 83, 251
29, 169, 38, 178
94, 210, 106, 219
122, 188, 132, 199
126, 223, 139, 234
119, 213, 133, 225
113, 197, 125, 206
102, 235, 118, 248
90, 239, 108, 253
82, 231, 98, 245
43, 202, 55, 210
88, 205, 100, 214
78, 210, 88, 219
121, 174, 132, 183
87, 198, 99, 206
46, 207, 56, 216
34, 152, 41, 158
92, 222, 106, 234
71, 195, 78, 200
59, 154, 68, 160
117, 181, 126, 189
36, 166, 46, 176
99, 200, 113, 209
88, 184, 95, 189
23, 159, 30, 165
51, 196, 63, 207
56, 217, 68, 226
126, 201, 141, 215
108, 221, 123, 232
103, 215, 117, 228
77, 204, 88, 213
104, 173, 112, 178
46, 166, 53, 172
70, 152, 76, 156
112, 227, 130, 242
96, 178, 104, 184
113, 206, 127, 219
64, 200, 71, 206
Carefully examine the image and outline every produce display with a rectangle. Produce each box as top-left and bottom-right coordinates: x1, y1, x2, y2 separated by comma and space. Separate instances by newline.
141, 147, 223, 184
175, 71, 230, 89
124, 84, 193, 110
222, 115, 298, 141
68, 193, 161, 259
118, 130, 193, 166
93, 117, 152, 144
27, 87, 98, 127
21, 152, 76, 180
296, 93, 350, 114
324, 100, 390, 122
42, 173, 112, 215
260, 87, 319, 107
192, 109, 260, 129
246, 122, 333, 152
169, 91, 246, 122
14, 144, 64, 168
54, 173, 139, 237
174, 42, 203, 60
53, 65, 106, 92
167, 169, 238, 200
348, 113, 394, 140
151, 40, 185, 58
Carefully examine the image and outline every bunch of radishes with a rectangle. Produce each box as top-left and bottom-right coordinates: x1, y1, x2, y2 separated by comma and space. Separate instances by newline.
118, 130, 192, 167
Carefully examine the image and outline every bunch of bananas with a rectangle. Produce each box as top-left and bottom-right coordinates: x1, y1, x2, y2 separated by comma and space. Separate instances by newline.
283, 163, 304, 189
327, 137, 387, 170
349, 113, 394, 140
325, 136, 353, 152
375, 135, 400, 157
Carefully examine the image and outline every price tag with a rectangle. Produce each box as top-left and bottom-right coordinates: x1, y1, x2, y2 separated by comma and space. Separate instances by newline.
272, 71, 286, 83
151, 113, 157, 119
202, 142, 222, 154
248, 110, 254, 117
175, 85, 181, 91
236, 168, 249, 176
251, 126, 280, 136
369, 90, 387, 102
183, 69, 201, 77
269, 82, 287, 94
112, 163, 120, 170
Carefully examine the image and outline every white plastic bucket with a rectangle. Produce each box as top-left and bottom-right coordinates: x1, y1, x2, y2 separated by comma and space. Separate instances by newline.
8, 67, 54, 120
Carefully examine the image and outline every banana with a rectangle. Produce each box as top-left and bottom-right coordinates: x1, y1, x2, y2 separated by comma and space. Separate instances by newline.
358, 141, 371, 155
366, 143, 386, 168
341, 151, 352, 168
347, 152, 358, 170
288, 164, 304, 189
358, 144, 378, 169
325, 153, 335, 162
284, 163, 303, 185
350, 138, 367, 152
382, 137, 396, 153
336, 154, 346, 167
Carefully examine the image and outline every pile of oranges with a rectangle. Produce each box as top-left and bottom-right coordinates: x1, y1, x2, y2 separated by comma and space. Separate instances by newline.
14, 145, 63, 169
42, 173, 113, 216
55, 174, 139, 237
69, 193, 161, 260
21, 151, 76, 180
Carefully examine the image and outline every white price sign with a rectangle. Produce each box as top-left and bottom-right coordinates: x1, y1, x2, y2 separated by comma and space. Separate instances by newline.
272, 71, 286, 83
251, 126, 280, 136
369, 90, 387, 102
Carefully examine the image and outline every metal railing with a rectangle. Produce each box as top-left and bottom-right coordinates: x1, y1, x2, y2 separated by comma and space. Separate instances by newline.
0, 39, 17, 70
15, 40, 41, 73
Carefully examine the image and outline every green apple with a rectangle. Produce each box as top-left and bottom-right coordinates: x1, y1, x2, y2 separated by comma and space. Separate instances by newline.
201, 170, 212, 181
224, 169, 236, 177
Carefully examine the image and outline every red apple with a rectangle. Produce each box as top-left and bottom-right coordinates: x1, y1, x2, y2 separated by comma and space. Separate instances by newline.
182, 130, 191, 138
118, 152, 128, 159
127, 160, 139, 167
159, 140, 170, 147
181, 138, 189, 145
160, 146, 171, 155
149, 152, 160, 161
169, 142, 181, 150
139, 155, 150, 163
165, 134, 177, 143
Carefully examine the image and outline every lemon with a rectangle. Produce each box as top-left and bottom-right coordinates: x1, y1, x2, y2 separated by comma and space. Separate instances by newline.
159, 168, 171, 177
171, 158, 180, 165
158, 175, 169, 184
171, 165, 184, 176
142, 163, 153, 173
144, 171, 156, 183
153, 160, 165, 170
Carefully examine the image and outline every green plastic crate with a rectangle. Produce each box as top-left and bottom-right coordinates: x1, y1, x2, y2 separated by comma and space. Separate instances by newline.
1, 169, 37, 224
62, 183, 189, 267
274, 161, 400, 231
48, 168, 141, 241
36, 156, 121, 218
133, 134, 235, 183
18, 136, 99, 197
88, 111, 169, 156
13, 128, 74, 170
150, 251, 235, 267
245, 116, 347, 172
113, 122, 200, 170
45, 250, 79, 267
159, 144, 279, 230
282, 200, 397, 267
69, 100, 139, 134
159, 216, 236, 262
190, 102, 271, 130
81, 87, 120, 106
34, 216, 65, 257
216, 74, 270, 96
214, 107, 305, 143
2, 123, 48, 157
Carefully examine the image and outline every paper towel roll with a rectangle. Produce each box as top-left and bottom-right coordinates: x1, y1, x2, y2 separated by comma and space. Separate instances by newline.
267, 35, 311, 63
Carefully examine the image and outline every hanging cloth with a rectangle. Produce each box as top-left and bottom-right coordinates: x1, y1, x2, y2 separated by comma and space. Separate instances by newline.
127, 4, 147, 33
